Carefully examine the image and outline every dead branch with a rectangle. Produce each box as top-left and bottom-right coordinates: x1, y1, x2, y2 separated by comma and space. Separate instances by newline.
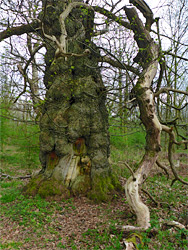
154, 87, 188, 97
0, 173, 31, 180
162, 221, 186, 230
162, 125, 188, 186
41, 22, 91, 59
41, 2, 93, 60
0, 21, 40, 42
119, 161, 136, 181
156, 160, 169, 179
141, 188, 159, 206
115, 224, 148, 232
129, 0, 154, 30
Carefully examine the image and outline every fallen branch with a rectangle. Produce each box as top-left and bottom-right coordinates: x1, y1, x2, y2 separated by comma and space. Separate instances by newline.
115, 224, 148, 232
0, 173, 31, 180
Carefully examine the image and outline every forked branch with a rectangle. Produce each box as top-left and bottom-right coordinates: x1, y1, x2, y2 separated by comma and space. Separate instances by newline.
42, 2, 92, 59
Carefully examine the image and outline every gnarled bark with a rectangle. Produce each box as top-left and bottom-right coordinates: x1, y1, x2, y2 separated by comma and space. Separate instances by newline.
123, 3, 161, 229
24, 0, 117, 201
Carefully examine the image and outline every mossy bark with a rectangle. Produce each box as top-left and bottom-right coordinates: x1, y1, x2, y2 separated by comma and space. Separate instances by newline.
24, 0, 118, 201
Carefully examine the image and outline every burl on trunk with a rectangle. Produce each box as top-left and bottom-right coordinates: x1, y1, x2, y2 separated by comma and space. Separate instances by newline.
24, 0, 118, 201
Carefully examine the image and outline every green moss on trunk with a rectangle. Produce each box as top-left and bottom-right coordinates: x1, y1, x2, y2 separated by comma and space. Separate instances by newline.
23, 170, 121, 202
87, 173, 122, 202
23, 175, 70, 199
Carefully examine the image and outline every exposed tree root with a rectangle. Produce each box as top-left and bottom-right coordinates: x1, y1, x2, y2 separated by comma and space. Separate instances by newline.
116, 224, 149, 232
162, 221, 186, 230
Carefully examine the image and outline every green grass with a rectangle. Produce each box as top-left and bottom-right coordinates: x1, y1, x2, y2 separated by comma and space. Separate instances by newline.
0, 183, 53, 228
81, 228, 123, 250
0, 241, 23, 249
0, 103, 40, 172
110, 126, 145, 150
0, 107, 188, 249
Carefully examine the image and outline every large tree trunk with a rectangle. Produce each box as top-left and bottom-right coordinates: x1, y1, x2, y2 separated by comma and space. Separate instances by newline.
24, 0, 118, 201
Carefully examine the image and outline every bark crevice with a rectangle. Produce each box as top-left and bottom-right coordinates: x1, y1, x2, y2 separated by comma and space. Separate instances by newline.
24, 0, 117, 201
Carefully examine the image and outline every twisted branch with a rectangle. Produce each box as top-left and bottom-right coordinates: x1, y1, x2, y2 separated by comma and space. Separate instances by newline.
162, 125, 188, 186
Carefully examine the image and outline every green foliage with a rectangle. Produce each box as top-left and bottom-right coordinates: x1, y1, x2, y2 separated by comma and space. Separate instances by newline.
140, 219, 188, 250
82, 228, 123, 249
109, 125, 145, 150
109, 124, 145, 179
0, 102, 40, 171
0, 241, 23, 249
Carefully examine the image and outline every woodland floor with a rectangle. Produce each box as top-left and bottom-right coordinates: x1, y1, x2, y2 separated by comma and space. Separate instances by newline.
0, 147, 188, 250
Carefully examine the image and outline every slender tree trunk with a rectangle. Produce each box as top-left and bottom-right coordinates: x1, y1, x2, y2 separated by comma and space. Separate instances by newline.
123, 5, 161, 229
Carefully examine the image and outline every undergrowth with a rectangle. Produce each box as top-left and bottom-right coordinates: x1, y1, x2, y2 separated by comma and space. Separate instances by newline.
0, 116, 188, 249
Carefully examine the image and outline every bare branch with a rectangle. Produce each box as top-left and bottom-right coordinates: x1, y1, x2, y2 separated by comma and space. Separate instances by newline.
163, 51, 188, 62
98, 55, 140, 75
93, 6, 131, 30
14, 65, 27, 103
24, 44, 45, 71
119, 161, 136, 181
41, 2, 93, 60
154, 87, 188, 97
162, 125, 188, 186
0, 173, 31, 180
162, 221, 186, 230
129, 0, 154, 30
141, 188, 159, 206
13, 44, 44, 104
156, 160, 169, 179
159, 98, 188, 111
0, 21, 40, 42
